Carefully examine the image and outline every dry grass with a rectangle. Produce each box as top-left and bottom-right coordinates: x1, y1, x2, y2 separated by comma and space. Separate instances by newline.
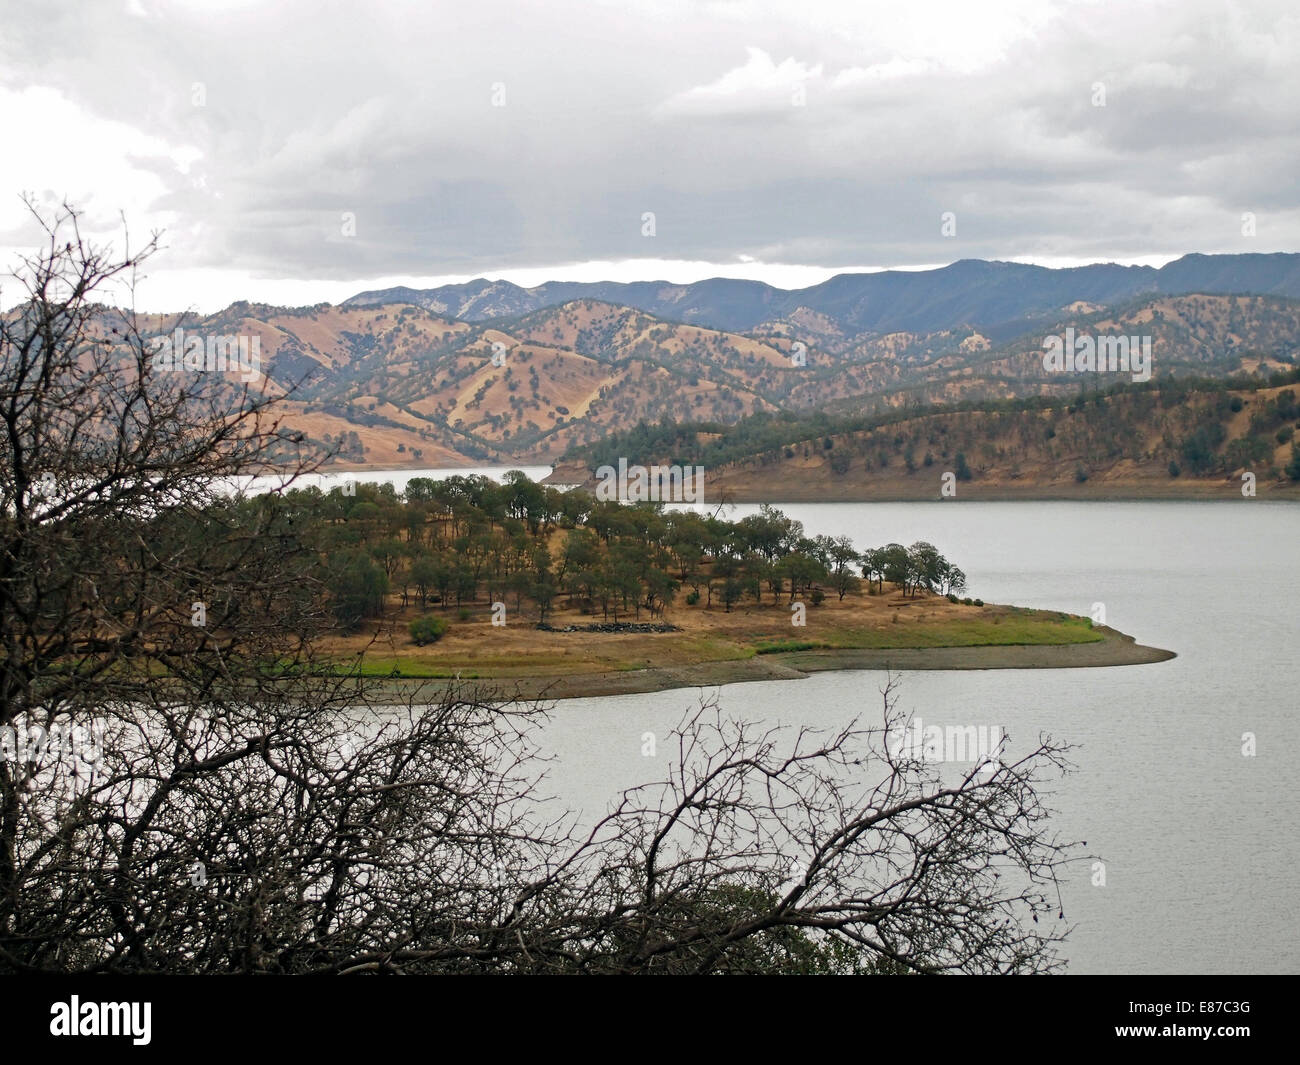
316, 587, 1101, 681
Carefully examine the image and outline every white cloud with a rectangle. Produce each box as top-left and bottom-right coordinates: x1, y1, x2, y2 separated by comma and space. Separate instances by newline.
655, 47, 823, 116
0, 86, 193, 236
831, 57, 935, 87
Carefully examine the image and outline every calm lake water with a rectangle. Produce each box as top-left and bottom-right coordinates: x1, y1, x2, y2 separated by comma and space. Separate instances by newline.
326, 469, 1295, 973
530, 500, 1298, 975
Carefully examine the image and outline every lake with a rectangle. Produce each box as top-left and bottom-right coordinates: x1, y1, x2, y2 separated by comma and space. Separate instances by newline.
530, 499, 1298, 975
315, 468, 1296, 973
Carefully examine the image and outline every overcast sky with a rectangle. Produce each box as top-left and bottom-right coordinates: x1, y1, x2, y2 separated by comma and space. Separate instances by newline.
1, 0, 1296, 311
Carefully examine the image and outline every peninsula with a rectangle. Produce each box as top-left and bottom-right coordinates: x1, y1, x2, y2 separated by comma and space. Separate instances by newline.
298, 476, 1174, 701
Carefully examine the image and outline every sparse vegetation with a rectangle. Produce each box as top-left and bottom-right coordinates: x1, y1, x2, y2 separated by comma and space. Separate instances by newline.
408, 615, 449, 645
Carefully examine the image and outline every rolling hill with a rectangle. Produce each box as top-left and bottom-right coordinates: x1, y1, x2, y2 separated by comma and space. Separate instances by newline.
552, 374, 1300, 500
74, 254, 1300, 471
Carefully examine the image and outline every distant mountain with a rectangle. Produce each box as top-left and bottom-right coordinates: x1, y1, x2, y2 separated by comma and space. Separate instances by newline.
115, 299, 796, 467
344, 253, 1300, 337
129, 289, 1296, 469
100, 254, 1300, 471
346, 277, 789, 333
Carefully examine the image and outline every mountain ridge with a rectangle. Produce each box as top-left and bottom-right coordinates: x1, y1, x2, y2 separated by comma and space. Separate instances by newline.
342, 253, 1300, 336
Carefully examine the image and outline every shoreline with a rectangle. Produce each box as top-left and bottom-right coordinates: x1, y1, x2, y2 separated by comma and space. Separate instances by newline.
539, 464, 1300, 502
301, 462, 1300, 502
689, 484, 1300, 503
354, 626, 1175, 704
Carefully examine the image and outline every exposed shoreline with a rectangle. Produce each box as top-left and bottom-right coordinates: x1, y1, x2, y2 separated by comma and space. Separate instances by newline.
295, 460, 1300, 501
356, 626, 1175, 704
538, 463, 1300, 502
691, 483, 1300, 503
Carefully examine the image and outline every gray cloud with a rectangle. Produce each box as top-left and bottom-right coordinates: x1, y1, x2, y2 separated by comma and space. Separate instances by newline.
1, 0, 1296, 291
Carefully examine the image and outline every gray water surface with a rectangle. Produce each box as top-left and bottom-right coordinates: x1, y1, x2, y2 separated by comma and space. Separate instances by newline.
531, 501, 1298, 974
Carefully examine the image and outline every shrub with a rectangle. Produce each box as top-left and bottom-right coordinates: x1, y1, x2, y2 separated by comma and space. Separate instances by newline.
974, 599, 984, 607
1229, 396, 1244, 412
1287, 443, 1300, 482
458, 607, 472, 621
810, 589, 826, 606
946, 593, 959, 603
1180, 423, 1227, 473
1168, 460, 1181, 478
1277, 425, 1295, 444
685, 590, 701, 606
408, 615, 449, 646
